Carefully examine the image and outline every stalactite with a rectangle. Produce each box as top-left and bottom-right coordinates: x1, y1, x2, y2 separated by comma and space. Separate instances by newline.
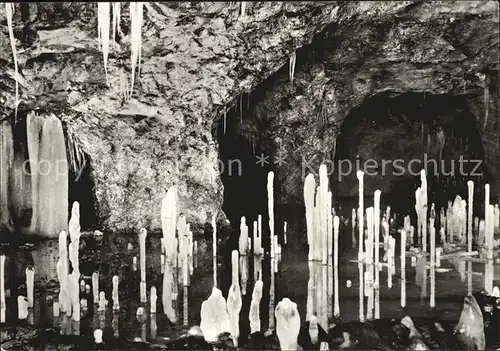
289, 52, 296, 85
5, 3, 19, 119
129, 2, 144, 96
37, 115, 69, 238
0, 122, 14, 231
97, 3, 111, 81
111, 2, 121, 44
240, 2, 246, 18
483, 75, 489, 131
66, 131, 86, 177
26, 112, 44, 233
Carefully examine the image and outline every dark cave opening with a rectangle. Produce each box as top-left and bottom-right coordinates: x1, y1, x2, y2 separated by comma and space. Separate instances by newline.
214, 94, 273, 239
67, 151, 98, 231
333, 92, 486, 223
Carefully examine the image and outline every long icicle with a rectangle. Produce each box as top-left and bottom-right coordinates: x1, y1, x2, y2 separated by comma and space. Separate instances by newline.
289, 52, 296, 85
5, 3, 19, 119
111, 2, 121, 44
129, 2, 144, 97
97, 3, 111, 82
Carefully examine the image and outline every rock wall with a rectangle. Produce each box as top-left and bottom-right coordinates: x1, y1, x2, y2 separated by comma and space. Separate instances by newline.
0, 2, 498, 233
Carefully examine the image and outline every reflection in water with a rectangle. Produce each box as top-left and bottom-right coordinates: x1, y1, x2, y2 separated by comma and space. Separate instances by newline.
0, 229, 498, 348
112, 311, 119, 338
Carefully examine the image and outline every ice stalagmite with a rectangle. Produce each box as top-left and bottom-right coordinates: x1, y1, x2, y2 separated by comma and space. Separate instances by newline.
200, 287, 231, 343
0, 122, 13, 231
37, 115, 69, 238
275, 298, 301, 351
26, 112, 45, 233
10, 143, 31, 220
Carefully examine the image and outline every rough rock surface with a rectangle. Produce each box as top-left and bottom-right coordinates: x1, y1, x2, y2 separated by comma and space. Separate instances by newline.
0, 1, 498, 232
234, 1, 499, 207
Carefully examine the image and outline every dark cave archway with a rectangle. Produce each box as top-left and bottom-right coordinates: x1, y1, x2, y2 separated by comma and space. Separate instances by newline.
333, 92, 486, 222
214, 94, 272, 238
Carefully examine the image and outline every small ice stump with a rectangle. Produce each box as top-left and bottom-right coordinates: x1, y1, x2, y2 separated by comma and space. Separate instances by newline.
492, 286, 499, 298
275, 298, 301, 351
200, 287, 231, 343
94, 329, 103, 343
309, 315, 318, 345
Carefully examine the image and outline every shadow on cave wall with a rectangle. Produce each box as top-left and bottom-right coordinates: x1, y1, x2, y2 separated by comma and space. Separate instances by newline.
333, 92, 486, 221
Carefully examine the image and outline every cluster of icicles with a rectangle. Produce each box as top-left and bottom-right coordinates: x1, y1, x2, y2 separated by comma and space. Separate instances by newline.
3, 2, 144, 114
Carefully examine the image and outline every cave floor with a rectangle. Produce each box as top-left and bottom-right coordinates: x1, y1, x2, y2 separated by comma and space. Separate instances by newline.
0, 227, 499, 347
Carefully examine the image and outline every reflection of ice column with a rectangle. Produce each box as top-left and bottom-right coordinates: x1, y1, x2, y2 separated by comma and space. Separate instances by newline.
0, 255, 5, 323
227, 251, 242, 346
401, 230, 406, 308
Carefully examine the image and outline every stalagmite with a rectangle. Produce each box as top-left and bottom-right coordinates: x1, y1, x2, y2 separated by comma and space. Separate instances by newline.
327, 208, 333, 320
284, 221, 287, 244
430, 216, 436, 308
357, 171, 364, 322
162, 258, 177, 323
309, 315, 319, 346
275, 298, 301, 351
374, 190, 381, 318
304, 174, 316, 261
333, 216, 340, 318
53, 302, 60, 317
0, 254, 5, 323
267, 171, 276, 332
133, 256, 137, 271
138, 228, 147, 283
421, 171, 428, 252
150, 286, 157, 314
249, 280, 263, 333
401, 230, 406, 308
365, 207, 374, 320
57, 230, 70, 313
212, 213, 217, 287
0, 122, 13, 231
92, 272, 99, 304
239, 217, 249, 295
200, 287, 231, 343
140, 281, 147, 303
18, 296, 28, 320
98, 291, 107, 312
26, 266, 35, 308
37, 115, 69, 238
227, 250, 242, 346
112, 275, 119, 310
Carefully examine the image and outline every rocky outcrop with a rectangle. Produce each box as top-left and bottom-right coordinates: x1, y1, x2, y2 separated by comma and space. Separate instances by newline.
0, 2, 342, 233
232, 1, 499, 207
0, 2, 498, 233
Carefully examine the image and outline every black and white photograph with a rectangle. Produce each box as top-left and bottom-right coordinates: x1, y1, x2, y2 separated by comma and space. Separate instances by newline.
0, 1, 499, 350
